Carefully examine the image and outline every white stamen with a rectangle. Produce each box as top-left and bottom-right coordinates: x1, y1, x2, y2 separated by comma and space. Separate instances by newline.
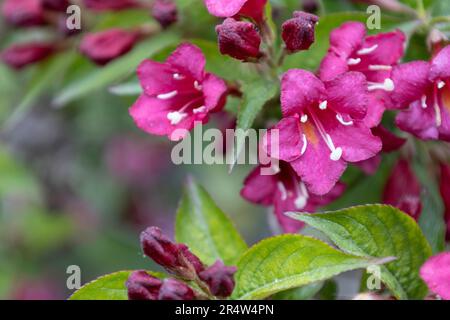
347, 58, 361, 65
194, 81, 203, 91
277, 182, 288, 201
319, 100, 328, 110
157, 90, 178, 100
438, 81, 445, 89
167, 111, 187, 125
368, 65, 392, 71
421, 95, 428, 109
300, 114, 308, 123
434, 101, 442, 127
326, 134, 343, 161
357, 44, 378, 55
294, 183, 309, 210
300, 134, 308, 156
173, 73, 185, 80
336, 114, 354, 126
368, 78, 395, 92
193, 106, 206, 114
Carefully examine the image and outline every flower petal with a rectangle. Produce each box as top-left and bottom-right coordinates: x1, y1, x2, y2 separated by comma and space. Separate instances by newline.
241, 165, 277, 206
364, 94, 385, 128
329, 21, 365, 58
326, 71, 368, 120
395, 99, 440, 140
319, 51, 348, 82
137, 60, 177, 96
430, 45, 450, 81
281, 69, 325, 116
204, 0, 248, 18
273, 192, 306, 233
264, 117, 304, 162
202, 73, 227, 112
166, 43, 206, 81
420, 252, 450, 300
362, 30, 405, 66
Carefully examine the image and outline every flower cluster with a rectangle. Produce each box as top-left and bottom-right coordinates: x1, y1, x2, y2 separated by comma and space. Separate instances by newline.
126, 227, 237, 300
1, 0, 178, 69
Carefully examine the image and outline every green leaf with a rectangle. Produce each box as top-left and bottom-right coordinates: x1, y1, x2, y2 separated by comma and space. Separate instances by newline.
53, 32, 179, 107
289, 205, 432, 299
271, 282, 324, 300
69, 271, 163, 300
231, 234, 392, 300
175, 178, 248, 266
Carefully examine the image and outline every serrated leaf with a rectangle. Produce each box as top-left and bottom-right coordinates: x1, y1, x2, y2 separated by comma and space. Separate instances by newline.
231, 234, 392, 300
69, 271, 163, 300
53, 32, 179, 107
175, 178, 247, 266
289, 205, 432, 299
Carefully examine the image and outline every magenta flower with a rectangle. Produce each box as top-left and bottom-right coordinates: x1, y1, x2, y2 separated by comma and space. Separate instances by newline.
80, 28, 140, 66
383, 159, 422, 220
215, 18, 262, 61
391, 45, 450, 141
1, 42, 55, 69
204, 0, 267, 22
420, 252, 450, 300
42, 0, 70, 11
281, 11, 318, 53
264, 69, 381, 195
198, 260, 237, 298
439, 164, 450, 240
130, 43, 227, 141
319, 22, 405, 127
151, 0, 178, 29
83, 0, 139, 11
1, 0, 45, 27
241, 161, 345, 232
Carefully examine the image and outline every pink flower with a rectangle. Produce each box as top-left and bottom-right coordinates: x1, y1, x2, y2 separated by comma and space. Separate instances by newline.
83, 0, 139, 11
383, 159, 422, 220
1, 0, 45, 27
281, 11, 318, 53
151, 0, 177, 29
439, 164, 450, 240
42, 0, 70, 11
130, 43, 227, 141
265, 69, 381, 195
420, 252, 450, 300
215, 18, 262, 61
319, 22, 405, 128
241, 161, 345, 233
80, 28, 140, 65
1, 42, 55, 69
204, 0, 267, 22
391, 45, 450, 141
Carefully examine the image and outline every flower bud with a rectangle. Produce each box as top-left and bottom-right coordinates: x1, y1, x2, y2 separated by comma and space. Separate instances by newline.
198, 260, 237, 298
158, 278, 196, 300
215, 18, 262, 61
79, 28, 140, 65
1, 0, 46, 27
42, 0, 70, 11
83, 0, 139, 11
126, 271, 162, 300
281, 11, 318, 53
1, 43, 55, 69
151, 0, 177, 29
302, 0, 319, 14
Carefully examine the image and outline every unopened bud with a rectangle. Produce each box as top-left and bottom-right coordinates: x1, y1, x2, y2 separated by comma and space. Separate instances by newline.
282, 11, 318, 53
198, 260, 237, 298
126, 271, 162, 300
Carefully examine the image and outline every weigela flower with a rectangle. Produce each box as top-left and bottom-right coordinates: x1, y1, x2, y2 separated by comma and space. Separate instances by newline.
281, 11, 318, 53
265, 69, 381, 195
151, 0, 177, 29
140, 226, 204, 279
241, 161, 345, 233
319, 22, 405, 127
130, 43, 227, 141
198, 260, 237, 298
79, 28, 140, 66
1, 43, 55, 69
383, 159, 422, 220
420, 252, 450, 300
83, 0, 139, 11
439, 164, 450, 240
215, 18, 262, 61
390, 45, 450, 141
126, 271, 162, 300
204, 0, 267, 22
42, 0, 70, 11
158, 278, 196, 300
1, 0, 46, 27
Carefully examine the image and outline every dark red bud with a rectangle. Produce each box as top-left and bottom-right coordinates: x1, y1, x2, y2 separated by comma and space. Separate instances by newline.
126, 271, 162, 300
1, 0, 46, 27
42, 0, 70, 12
158, 278, 196, 300
1, 43, 55, 69
372, 126, 406, 153
178, 244, 205, 274
281, 11, 318, 53
198, 260, 237, 298
215, 18, 262, 61
151, 0, 177, 29
302, 0, 319, 14
79, 28, 140, 65
383, 159, 422, 220
83, 0, 139, 11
